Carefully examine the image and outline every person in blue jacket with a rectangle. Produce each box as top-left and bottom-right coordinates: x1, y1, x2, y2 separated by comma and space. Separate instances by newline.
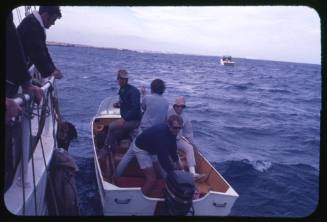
104, 69, 142, 153
131, 114, 183, 196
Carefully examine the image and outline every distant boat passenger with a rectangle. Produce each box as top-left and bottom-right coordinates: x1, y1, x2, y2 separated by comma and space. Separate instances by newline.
220, 55, 235, 66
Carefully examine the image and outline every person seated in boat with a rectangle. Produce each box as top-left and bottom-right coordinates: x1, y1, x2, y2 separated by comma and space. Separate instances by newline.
167, 96, 205, 180
114, 78, 169, 176
17, 6, 63, 79
131, 114, 183, 196
139, 78, 169, 131
103, 69, 142, 153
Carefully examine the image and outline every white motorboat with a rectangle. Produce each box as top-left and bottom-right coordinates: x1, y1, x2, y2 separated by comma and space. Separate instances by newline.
91, 97, 239, 216
220, 56, 235, 66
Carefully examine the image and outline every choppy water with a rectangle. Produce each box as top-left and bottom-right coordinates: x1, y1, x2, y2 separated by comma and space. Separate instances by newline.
49, 45, 321, 218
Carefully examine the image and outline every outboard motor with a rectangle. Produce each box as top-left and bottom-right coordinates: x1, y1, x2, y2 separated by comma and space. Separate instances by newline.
164, 170, 195, 216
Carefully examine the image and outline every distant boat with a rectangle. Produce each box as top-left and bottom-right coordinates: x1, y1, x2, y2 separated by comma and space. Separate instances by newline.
91, 97, 239, 216
220, 56, 235, 66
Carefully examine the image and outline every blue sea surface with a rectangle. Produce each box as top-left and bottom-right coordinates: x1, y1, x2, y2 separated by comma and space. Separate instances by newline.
49, 45, 321, 217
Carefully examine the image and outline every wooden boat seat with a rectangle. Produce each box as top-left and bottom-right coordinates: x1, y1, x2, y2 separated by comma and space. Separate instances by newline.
114, 176, 165, 198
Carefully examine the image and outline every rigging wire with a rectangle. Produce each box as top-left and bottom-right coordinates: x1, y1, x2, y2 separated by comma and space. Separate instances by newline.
9, 6, 60, 216
17, 94, 27, 216
27, 95, 38, 215
40, 81, 60, 215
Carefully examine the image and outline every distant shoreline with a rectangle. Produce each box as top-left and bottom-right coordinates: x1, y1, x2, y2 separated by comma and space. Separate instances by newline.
46, 41, 320, 65
46, 41, 201, 56
46, 41, 151, 54
47, 41, 113, 50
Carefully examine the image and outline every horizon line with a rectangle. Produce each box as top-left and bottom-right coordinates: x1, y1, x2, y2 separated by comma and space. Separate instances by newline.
46, 40, 321, 65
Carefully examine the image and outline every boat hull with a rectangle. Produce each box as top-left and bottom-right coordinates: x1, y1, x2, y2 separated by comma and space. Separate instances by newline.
220, 59, 235, 66
4, 96, 56, 215
91, 100, 239, 216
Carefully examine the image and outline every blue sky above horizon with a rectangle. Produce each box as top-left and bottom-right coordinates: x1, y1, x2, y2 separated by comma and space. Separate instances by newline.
13, 6, 321, 64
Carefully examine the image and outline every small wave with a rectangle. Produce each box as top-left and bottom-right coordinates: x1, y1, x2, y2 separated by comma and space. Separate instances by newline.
225, 82, 255, 91
249, 160, 272, 172
234, 84, 249, 90
267, 88, 292, 94
223, 124, 274, 136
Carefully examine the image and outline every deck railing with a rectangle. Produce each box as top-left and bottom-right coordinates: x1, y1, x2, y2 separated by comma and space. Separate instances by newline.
5, 74, 58, 215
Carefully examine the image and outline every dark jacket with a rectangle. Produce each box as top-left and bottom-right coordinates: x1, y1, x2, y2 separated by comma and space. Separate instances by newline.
17, 13, 56, 78
135, 124, 179, 173
118, 84, 142, 121
6, 12, 31, 97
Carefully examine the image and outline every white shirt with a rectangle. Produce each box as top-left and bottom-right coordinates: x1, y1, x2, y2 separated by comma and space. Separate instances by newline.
139, 94, 169, 130
32, 11, 45, 29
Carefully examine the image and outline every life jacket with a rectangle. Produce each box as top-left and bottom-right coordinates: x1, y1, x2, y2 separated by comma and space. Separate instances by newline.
47, 148, 80, 216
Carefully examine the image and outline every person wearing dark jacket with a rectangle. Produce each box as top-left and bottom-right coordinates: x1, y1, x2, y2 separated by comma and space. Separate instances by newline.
132, 115, 183, 196
6, 11, 42, 121
104, 69, 142, 153
5, 12, 42, 191
6, 12, 42, 101
17, 6, 63, 79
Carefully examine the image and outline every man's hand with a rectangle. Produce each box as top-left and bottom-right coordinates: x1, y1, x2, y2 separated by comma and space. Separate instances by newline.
6, 98, 22, 123
22, 83, 43, 104
52, 68, 63, 79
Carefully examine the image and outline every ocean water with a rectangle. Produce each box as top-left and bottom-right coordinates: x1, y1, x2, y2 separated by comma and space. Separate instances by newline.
49, 45, 321, 218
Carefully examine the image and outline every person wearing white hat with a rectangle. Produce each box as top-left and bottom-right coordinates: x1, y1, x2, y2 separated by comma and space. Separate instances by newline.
103, 69, 142, 153
167, 96, 205, 180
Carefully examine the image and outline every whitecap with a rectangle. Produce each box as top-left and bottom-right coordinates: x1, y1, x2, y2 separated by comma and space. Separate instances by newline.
251, 160, 272, 172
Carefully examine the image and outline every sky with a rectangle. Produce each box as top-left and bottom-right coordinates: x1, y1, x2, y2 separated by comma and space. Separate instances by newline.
13, 6, 321, 64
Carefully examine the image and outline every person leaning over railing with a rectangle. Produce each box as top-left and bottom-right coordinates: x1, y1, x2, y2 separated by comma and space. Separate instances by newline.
5, 11, 42, 191
17, 6, 63, 79
6, 11, 42, 104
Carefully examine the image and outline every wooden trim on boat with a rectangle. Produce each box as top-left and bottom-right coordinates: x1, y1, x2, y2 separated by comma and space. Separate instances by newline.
92, 116, 231, 199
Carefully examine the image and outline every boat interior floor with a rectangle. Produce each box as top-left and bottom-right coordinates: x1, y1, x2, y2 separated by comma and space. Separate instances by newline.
93, 123, 229, 199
